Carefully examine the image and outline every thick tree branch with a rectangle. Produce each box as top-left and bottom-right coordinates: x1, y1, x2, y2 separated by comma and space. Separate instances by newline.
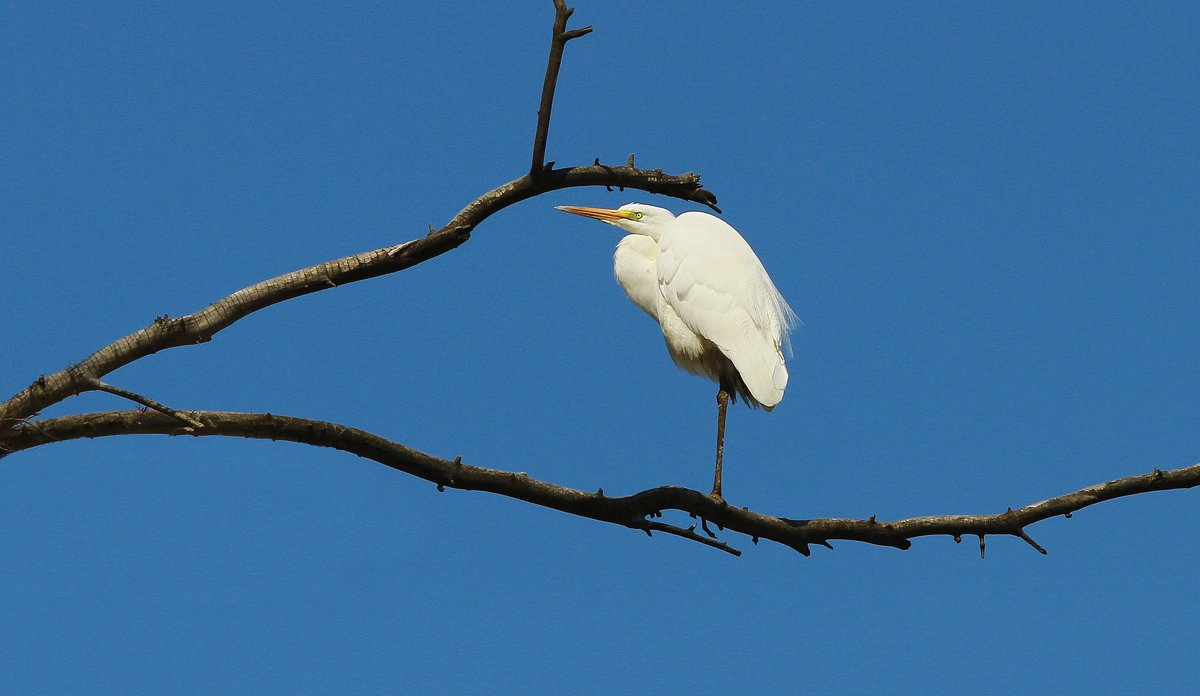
3, 410, 1196, 557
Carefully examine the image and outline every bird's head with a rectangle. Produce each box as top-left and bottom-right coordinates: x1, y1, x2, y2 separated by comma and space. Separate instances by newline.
555, 203, 675, 240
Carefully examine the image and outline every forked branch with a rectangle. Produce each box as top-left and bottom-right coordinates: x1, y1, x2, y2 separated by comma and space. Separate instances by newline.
531, 0, 593, 176
0, 1, 712, 429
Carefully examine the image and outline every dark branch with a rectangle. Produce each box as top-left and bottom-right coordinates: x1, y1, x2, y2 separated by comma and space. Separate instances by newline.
531, 1, 593, 177
4, 2, 1179, 563
0, 1, 710, 429
4, 409, 1197, 557
0, 160, 715, 428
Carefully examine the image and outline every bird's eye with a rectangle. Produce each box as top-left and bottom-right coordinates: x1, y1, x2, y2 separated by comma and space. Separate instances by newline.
634, 212, 644, 220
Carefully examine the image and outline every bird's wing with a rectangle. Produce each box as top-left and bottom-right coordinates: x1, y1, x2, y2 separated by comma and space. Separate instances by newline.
657, 212, 795, 407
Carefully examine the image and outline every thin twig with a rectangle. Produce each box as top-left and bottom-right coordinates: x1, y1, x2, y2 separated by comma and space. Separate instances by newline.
1015, 529, 1048, 555
644, 520, 741, 556
92, 382, 204, 429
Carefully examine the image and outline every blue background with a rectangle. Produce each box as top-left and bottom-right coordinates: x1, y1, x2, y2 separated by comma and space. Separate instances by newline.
2, 2, 1198, 693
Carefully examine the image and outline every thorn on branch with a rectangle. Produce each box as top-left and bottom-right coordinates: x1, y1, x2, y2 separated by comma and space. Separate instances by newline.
700, 518, 716, 538
626, 153, 635, 168
978, 535, 987, 559
1064, 511, 1073, 519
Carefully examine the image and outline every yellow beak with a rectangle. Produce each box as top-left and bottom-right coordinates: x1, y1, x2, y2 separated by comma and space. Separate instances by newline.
555, 205, 631, 223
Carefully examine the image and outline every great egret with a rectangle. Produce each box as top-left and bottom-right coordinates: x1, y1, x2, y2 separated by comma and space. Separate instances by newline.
556, 203, 796, 501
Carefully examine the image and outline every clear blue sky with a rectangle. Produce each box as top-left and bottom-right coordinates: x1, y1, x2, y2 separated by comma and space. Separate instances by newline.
3, 2, 1198, 693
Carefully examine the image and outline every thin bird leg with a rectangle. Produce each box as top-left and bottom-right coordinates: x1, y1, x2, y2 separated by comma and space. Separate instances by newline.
711, 389, 729, 501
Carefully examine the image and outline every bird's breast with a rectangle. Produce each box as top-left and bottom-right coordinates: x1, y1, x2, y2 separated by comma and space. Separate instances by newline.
613, 235, 661, 321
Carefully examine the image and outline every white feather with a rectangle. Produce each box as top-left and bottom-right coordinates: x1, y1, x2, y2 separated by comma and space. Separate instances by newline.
608, 204, 796, 409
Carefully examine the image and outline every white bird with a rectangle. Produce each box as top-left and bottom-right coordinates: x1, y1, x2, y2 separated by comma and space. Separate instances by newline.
556, 203, 796, 500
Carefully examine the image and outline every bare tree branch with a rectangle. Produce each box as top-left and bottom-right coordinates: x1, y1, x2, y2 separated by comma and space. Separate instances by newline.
0, 0, 719, 430
1, 1, 1190, 561
0, 162, 714, 429
3, 410, 1196, 557
531, 0, 593, 177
